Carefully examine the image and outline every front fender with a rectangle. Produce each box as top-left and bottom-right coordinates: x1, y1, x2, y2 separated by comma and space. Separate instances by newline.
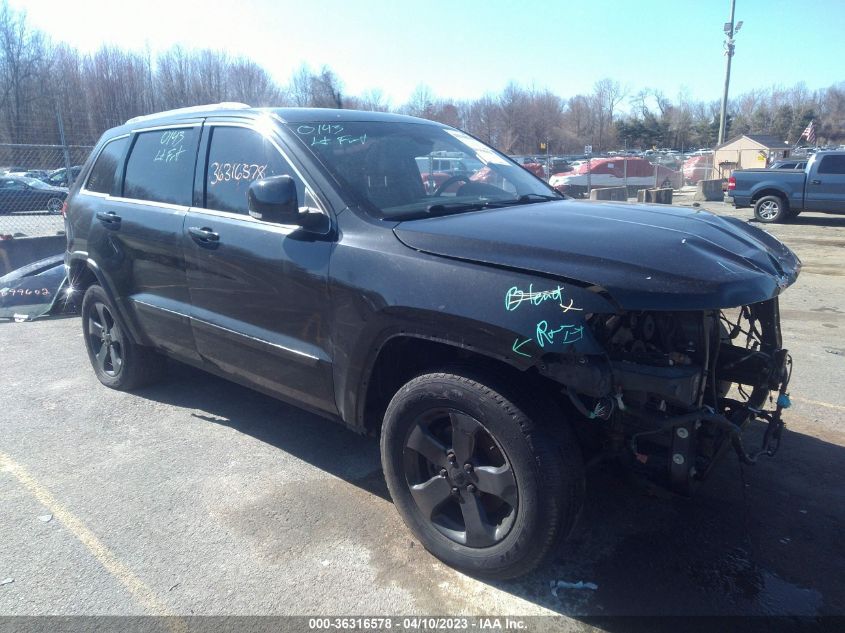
328, 242, 618, 428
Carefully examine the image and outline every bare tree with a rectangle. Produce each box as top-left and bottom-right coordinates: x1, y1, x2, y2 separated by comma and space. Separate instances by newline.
0, 0, 53, 144
2, 2, 844, 156
404, 84, 436, 118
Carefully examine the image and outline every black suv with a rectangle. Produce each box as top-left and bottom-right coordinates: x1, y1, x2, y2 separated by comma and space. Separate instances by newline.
65, 104, 799, 579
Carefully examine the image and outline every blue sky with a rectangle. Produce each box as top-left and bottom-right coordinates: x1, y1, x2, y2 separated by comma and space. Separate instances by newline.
13, 0, 844, 107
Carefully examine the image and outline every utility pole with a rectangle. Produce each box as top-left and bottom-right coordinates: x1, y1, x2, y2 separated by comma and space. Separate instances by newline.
56, 102, 72, 177
717, 0, 743, 146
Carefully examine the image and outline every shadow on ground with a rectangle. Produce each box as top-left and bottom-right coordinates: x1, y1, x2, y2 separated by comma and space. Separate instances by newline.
138, 361, 844, 618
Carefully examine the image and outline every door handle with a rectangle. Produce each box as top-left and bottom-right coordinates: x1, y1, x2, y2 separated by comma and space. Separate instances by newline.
188, 226, 220, 244
96, 211, 121, 225
811, 179, 821, 185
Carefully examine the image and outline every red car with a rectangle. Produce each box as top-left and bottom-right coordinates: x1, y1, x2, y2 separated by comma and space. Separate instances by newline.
549, 157, 682, 197
683, 154, 714, 185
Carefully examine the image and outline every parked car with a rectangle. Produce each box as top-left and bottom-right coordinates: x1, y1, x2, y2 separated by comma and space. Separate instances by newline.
728, 150, 845, 222
549, 157, 682, 196
0, 176, 67, 214
683, 154, 714, 185
507, 156, 546, 179
550, 157, 572, 174
416, 153, 485, 193
769, 158, 808, 170
65, 104, 798, 579
45, 165, 82, 187
21, 169, 53, 181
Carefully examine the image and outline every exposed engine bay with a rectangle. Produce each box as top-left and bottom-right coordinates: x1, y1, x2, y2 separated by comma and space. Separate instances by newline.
544, 297, 792, 494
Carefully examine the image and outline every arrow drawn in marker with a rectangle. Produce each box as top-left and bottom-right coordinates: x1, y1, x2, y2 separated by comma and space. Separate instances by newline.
512, 338, 532, 357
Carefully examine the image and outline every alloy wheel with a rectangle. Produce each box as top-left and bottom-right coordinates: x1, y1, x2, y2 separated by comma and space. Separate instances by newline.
758, 200, 779, 220
87, 301, 124, 376
403, 408, 518, 547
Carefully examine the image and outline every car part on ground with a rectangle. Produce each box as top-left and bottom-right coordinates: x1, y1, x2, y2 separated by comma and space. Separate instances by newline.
0, 254, 73, 321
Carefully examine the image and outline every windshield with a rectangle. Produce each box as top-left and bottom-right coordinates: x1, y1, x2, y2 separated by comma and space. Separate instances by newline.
288, 121, 561, 219
20, 177, 51, 189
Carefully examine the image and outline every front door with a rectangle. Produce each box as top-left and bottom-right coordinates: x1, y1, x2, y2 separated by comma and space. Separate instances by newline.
805, 154, 845, 213
183, 122, 337, 415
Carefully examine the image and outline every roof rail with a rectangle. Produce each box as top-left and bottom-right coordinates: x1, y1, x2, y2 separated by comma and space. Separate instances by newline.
125, 102, 251, 125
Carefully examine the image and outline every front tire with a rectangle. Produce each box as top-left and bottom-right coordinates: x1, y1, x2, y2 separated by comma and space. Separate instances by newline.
380, 371, 583, 579
81, 285, 165, 390
754, 195, 789, 223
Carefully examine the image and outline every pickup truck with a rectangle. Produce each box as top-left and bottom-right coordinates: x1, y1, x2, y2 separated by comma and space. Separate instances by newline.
728, 150, 845, 222
65, 105, 799, 579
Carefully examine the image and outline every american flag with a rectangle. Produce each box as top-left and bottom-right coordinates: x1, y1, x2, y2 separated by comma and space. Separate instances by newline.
801, 120, 816, 145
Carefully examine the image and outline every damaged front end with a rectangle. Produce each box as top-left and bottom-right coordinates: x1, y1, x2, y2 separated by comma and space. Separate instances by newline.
542, 298, 792, 494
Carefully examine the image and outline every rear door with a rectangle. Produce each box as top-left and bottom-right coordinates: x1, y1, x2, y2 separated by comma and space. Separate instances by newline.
805, 154, 845, 213
83, 123, 201, 361
183, 120, 337, 415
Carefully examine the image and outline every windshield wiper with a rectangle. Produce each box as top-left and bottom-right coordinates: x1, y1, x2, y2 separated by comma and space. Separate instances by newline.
423, 201, 494, 216
496, 193, 562, 206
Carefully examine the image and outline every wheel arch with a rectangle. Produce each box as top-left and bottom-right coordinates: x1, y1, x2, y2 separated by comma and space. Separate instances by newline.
750, 188, 789, 207
66, 253, 144, 344
357, 333, 563, 437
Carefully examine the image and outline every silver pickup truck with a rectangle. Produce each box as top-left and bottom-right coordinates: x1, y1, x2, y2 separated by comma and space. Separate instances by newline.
727, 150, 845, 222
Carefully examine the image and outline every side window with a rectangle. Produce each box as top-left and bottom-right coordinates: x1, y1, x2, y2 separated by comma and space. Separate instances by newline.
204, 126, 302, 214
86, 137, 129, 194
123, 127, 199, 205
817, 155, 845, 175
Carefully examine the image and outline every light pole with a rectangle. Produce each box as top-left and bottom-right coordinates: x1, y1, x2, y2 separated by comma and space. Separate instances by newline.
717, 0, 742, 146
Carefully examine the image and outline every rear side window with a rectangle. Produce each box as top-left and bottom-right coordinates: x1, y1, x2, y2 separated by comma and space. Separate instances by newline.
86, 137, 129, 194
123, 127, 199, 205
203, 126, 302, 215
817, 155, 845, 175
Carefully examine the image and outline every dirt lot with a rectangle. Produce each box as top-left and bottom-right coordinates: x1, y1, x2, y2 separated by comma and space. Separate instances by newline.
1, 199, 843, 627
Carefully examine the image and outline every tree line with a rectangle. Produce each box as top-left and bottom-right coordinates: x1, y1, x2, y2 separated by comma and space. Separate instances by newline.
1, 1, 843, 156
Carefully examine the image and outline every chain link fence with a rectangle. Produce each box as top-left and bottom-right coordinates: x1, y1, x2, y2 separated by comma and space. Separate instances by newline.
0, 143, 94, 238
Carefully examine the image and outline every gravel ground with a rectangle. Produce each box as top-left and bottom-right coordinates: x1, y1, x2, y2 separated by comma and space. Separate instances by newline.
0, 198, 843, 627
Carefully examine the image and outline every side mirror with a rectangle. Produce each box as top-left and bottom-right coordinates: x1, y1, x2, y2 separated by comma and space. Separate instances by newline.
248, 175, 299, 224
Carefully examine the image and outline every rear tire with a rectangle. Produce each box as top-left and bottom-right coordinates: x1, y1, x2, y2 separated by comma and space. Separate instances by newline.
754, 195, 789, 223
46, 197, 64, 214
380, 370, 584, 579
81, 285, 165, 390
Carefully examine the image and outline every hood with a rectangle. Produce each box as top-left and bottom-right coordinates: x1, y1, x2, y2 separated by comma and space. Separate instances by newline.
393, 200, 801, 311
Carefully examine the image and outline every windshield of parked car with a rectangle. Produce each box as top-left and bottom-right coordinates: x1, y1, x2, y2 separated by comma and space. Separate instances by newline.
288, 121, 561, 219
14, 176, 51, 189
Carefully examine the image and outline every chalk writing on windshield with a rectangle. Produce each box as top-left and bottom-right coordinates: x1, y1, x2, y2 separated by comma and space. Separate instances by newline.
294, 124, 367, 148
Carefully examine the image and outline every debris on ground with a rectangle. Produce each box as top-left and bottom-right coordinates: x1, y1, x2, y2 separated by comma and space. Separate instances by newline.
38, 514, 53, 523
0, 254, 74, 321
0, 578, 13, 586
550, 579, 599, 597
